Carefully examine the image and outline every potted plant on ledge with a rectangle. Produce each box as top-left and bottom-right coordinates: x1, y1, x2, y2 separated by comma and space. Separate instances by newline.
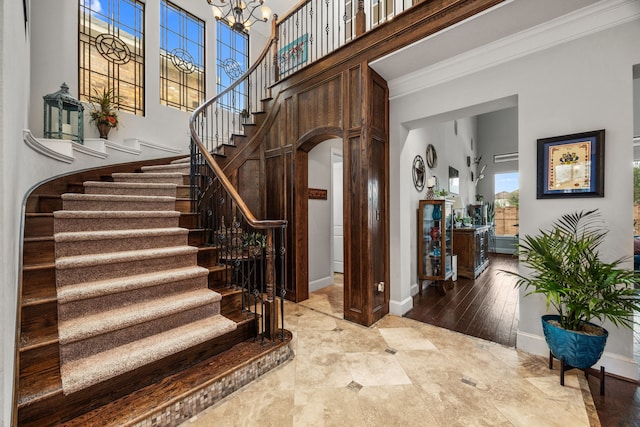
505, 209, 639, 389
88, 88, 120, 139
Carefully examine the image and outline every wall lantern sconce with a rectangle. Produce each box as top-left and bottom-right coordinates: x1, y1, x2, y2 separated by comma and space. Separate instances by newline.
43, 82, 84, 144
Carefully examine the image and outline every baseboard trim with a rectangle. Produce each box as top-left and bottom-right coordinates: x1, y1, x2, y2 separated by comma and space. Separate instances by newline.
389, 295, 413, 316
309, 276, 334, 293
516, 330, 638, 380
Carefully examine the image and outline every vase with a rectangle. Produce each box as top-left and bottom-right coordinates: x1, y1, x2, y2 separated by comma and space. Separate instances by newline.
430, 226, 440, 240
432, 204, 442, 220
97, 123, 111, 139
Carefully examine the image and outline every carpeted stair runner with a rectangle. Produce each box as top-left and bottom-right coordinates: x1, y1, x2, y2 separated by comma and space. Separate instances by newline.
54, 161, 236, 395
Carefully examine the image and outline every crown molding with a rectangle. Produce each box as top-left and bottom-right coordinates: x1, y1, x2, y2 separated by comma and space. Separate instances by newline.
388, 0, 640, 99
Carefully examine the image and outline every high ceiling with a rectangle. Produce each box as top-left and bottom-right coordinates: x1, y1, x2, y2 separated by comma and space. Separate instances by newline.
368, 0, 601, 82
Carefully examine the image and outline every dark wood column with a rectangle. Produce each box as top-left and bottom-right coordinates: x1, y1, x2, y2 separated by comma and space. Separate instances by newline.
343, 64, 389, 326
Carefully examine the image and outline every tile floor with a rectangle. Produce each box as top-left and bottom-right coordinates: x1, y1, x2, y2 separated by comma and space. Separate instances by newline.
181, 299, 598, 426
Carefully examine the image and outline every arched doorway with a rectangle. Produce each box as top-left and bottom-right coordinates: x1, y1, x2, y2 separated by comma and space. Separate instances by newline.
300, 139, 345, 318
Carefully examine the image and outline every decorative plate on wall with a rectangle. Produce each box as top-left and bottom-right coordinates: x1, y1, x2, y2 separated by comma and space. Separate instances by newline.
426, 144, 438, 168
413, 155, 426, 191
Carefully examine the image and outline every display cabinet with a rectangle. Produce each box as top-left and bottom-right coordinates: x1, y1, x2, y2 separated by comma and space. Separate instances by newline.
453, 225, 490, 279
417, 199, 454, 294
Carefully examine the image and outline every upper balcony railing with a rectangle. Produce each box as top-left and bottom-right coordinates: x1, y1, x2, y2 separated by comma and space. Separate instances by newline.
276, 0, 422, 80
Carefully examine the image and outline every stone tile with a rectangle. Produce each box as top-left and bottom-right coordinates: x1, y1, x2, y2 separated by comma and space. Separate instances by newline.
337, 326, 388, 353
296, 329, 343, 355
344, 351, 412, 387
294, 352, 353, 389
294, 308, 338, 331
378, 327, 439, 351
293, 387, 365, 427
356, 384, 440, 426
184, 389, 294, 427
246, 358, 297, 392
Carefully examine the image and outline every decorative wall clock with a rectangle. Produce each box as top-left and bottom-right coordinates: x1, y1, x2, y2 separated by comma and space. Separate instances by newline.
412, 155, 426, 191
426, 144, 438, 168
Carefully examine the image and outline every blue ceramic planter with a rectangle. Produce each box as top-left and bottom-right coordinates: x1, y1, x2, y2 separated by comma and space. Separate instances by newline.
541, 314, 608, 369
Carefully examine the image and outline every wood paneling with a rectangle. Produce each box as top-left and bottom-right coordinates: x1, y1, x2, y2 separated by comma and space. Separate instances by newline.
293, 150, 309, 303
297, 76, 343, 136
238, 158, 261, 218
344, 134, 365, 323
348, 67, 362, 129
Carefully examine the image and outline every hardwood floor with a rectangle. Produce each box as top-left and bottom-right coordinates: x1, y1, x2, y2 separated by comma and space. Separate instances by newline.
405, 254, 519, 347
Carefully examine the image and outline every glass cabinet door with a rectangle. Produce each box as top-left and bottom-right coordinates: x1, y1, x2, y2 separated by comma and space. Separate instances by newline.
418, 200, 453, 288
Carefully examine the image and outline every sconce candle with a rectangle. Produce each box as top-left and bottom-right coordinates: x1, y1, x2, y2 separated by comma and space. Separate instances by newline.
427, 177, 436, 188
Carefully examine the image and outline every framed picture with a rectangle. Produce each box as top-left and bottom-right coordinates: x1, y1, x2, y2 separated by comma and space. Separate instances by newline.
278, 34, 308, 73
536, 129, 605, 199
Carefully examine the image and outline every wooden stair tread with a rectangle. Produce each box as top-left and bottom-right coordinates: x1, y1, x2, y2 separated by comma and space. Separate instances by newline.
22, 295, 57, 307
208, 264, 226, 273
23, 262, 55, 271
25, 213, 54, 218
23, 236, 54, 243
18, 379, 63, 409
20, 334, 59, 352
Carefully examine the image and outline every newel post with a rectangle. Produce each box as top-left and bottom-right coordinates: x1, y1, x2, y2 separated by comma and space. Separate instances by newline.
355, 0, 366, 37
264, 228, 278, 339
272, 14, 280, 83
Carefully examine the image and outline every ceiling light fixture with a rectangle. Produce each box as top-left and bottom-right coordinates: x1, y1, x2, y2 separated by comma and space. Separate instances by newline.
207, 0, 271, 32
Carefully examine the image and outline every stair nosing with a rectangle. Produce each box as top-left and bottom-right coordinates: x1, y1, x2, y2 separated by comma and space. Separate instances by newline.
54, 227, 189, 242
23, 262, 55, 271
83, 181, 179, 188
54, 210, 181, 218
61, 194, 176, 202
24, 236, 54, 243
22, 296, 58, 307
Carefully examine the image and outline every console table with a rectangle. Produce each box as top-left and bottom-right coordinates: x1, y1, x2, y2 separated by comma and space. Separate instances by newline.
452, 226, 490, 279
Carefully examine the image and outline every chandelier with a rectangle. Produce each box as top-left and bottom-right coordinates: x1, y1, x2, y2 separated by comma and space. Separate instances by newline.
207, 0, 272, 32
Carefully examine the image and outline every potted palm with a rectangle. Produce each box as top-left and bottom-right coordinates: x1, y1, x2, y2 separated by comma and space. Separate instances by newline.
506, 209, 639, 374
88, 88, 120, 139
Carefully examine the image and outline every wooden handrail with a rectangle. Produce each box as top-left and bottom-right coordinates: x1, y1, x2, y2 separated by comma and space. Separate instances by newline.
188, 26, 286, 231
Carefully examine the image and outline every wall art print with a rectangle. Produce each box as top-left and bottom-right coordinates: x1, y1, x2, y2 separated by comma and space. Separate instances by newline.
536, 129, 605, 198
278, 34, 308, 72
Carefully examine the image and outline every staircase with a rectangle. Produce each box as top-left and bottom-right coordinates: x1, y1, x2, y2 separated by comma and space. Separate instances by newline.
54, 161, 236, 395
17, 155, 290, 426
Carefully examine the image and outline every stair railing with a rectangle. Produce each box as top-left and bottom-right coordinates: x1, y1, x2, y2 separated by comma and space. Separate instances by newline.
189, 25, 287, 342
275, 0, 419, 80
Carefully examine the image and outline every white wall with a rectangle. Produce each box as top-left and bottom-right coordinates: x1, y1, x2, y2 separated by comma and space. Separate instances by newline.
1, 0, 31, 424
388, 10, 640, 379
634, 69, 640, 137
476, 107, 519, 202
308, 139, 342, 291
401, 118, 477, 296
